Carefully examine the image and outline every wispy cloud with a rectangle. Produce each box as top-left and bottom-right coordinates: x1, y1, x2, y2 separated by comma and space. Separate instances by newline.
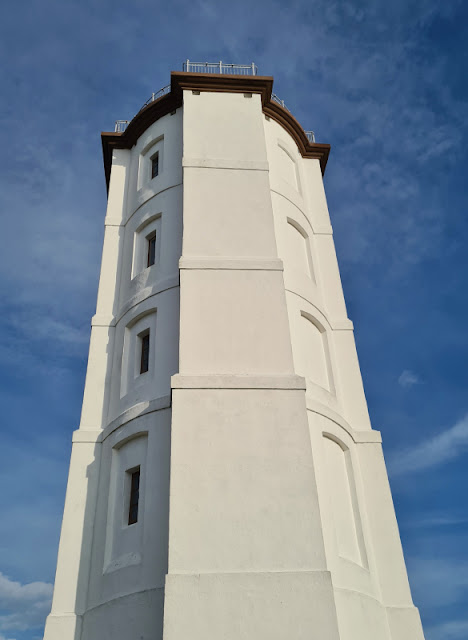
408, 556, 468, 609
389, 413, 468, 475
402, 513, 468, 529
398, 369, 421, 388
427, 619, 468, 640
10, 312, 90, 349
0, 572, 52, 635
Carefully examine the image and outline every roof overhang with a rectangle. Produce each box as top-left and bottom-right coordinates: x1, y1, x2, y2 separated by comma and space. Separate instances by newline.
101, 71, 330, 191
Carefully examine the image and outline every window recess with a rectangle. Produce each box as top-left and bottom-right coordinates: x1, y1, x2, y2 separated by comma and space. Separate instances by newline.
147, 230, 157, 267
151, 152, 159, 179
139, 330, 150, 374
127, 467, 140, 525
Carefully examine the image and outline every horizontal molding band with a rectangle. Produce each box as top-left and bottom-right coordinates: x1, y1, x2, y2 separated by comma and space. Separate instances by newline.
166, 569, 332, 578
183, 157, 269, 171
92, 279, 180, 328
126, 181, 182, 226
81, 586, 165, 616
306, 396, 381, 444
171, 374, 306, 390
334, 586, 399, 607
102, 395, 172, 441
353, 431, 383, 443
91, 314, 115, 327
75, 395, 172, 444
116, 276, 180, 323
179, 257, 284, 271
330, 319, 354, 330
103, 216, 124, 227
284, 288, 354, 331
270, 187, 313, 231
270, 187, 334, 236
72, 430, 102, 443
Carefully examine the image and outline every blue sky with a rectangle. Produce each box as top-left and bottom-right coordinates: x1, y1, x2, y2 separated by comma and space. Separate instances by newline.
0, 1, 467, 638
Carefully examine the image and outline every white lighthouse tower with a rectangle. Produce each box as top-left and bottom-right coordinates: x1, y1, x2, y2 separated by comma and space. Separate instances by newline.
43, 63, 425, 640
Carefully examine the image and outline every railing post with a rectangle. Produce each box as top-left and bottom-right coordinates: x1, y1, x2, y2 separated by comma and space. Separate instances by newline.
252, 62, 255, 75
219, 60, 222, 73
185, 59, 190, 72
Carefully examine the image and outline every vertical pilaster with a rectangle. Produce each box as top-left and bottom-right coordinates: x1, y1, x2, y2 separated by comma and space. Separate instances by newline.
163, 90, 340, 640
43, 150, 130, 640
80, 148, 130, 429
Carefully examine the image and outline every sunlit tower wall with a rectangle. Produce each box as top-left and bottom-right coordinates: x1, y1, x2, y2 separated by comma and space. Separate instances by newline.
43, 64, 425, 640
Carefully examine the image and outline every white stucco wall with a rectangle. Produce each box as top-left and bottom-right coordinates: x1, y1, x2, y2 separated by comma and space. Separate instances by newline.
44, 82, 424, 640
44, 109, 183, 640
263, 115, 424, 639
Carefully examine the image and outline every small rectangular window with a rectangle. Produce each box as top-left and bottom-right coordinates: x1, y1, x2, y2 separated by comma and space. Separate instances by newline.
140, 331, 150, 374
127, 468, 140, 525
151, 153, 159, 179
147, 231, 156, 267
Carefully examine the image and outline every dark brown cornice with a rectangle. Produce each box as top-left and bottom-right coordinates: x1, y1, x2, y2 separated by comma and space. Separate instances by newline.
102, 71, 330, 190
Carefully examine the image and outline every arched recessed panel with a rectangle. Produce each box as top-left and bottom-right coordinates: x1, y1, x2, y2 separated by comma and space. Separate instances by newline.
285, 218, 314, 280
295, 314, 330, 391
121, 310, 157, 398
323, 435, 367, 566
132, 214, 162, 279
276, 144, 299, 191
138, 136, 164, 190
104, 433, 148, 573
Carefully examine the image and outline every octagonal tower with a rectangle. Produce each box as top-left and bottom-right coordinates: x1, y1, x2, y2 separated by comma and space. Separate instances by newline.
43, 64, 425, 640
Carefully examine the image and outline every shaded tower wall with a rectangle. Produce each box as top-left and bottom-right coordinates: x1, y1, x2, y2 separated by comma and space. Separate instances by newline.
43, 107, 183, 640
43, 72, 425, 640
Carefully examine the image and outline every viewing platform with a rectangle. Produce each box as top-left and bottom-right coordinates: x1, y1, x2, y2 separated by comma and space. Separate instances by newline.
114, 61, 315, 142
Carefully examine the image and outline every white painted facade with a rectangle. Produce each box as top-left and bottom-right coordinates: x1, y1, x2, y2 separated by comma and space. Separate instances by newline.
43, 74, 425, 640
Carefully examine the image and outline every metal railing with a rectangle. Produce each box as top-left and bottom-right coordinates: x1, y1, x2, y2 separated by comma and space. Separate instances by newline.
271, 96, 316, 142
271, 93, 289, 111
115, 120, 130, 133
114, 84, 171, 132
114, 62, 317, 142
138, 84, 171, 112
183, 60, 257, 75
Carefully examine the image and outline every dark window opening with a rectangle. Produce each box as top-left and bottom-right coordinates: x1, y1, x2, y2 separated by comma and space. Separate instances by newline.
140, 331, 150, 374
151, 153, 159, 179
128, 468, 140, 525
147, 231, 156, 267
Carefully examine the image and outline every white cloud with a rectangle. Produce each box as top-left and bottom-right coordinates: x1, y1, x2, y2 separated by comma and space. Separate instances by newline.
427, 619, 468, 640
389, 414, 468, 476
0, 572, 52, 634
0, 572, 52, 608
398, 369, 421, 388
